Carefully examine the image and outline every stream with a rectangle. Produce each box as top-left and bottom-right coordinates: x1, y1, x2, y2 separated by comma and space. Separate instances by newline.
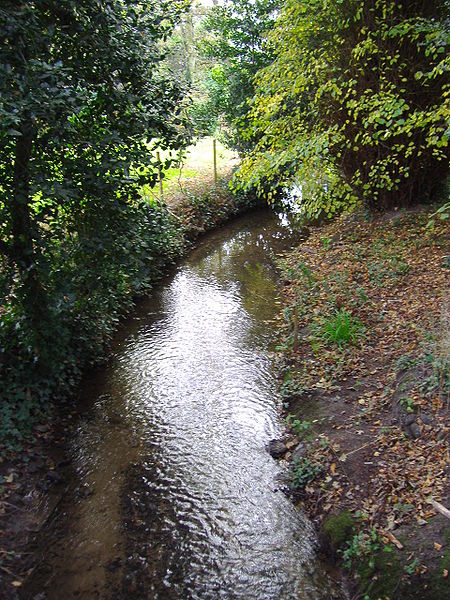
25, 209, 339, 599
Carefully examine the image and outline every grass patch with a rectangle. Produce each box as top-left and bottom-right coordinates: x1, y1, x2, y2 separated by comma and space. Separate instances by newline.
312, 309, 365, 346
141, 136, 239, 203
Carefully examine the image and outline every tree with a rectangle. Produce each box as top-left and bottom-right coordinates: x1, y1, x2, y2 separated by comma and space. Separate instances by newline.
236, 0, 449, 216
163, 2, 218, 136
0, 0, 188, 372
199, 0, 278, 151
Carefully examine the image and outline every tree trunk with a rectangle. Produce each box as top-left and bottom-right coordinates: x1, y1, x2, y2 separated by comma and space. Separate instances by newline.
11, 132, 34, 270
180, 9, 195, 85
10, 130, 52, 373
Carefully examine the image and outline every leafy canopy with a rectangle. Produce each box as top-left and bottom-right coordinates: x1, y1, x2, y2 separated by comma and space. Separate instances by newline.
236, 0, 450, 216
199, 0, 278, 151
0, 0, 190, 438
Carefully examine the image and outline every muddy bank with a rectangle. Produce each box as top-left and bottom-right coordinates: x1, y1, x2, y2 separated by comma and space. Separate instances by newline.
273, 207, 449, 599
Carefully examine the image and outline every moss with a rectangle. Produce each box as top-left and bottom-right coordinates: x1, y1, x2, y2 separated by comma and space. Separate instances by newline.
423, 549, 450, 600
321, 511, 355, 555
415, 526, 450, 600
355, 543, 450, 600
356, 546, 402, 599
443, 525, 450, 544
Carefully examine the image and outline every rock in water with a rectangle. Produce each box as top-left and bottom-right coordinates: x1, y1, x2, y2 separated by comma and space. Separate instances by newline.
267, 439, 287, 458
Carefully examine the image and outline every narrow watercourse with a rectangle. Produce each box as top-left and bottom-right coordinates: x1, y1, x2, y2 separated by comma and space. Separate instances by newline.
24, 209, 341, 600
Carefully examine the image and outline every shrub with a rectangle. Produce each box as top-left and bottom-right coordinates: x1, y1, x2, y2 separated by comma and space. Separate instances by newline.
0, 201, 184, 452
286, 414, 313, 440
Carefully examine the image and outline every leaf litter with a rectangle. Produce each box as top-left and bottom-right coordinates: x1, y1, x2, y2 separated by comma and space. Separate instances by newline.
276, 206, 449, 595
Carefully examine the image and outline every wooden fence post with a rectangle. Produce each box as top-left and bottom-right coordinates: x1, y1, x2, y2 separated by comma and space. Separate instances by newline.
157, 151, 163, 200
213, 138, 217, 185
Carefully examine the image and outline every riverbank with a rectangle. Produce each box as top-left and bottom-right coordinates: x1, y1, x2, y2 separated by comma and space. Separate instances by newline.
0, 176, 259, 598
273, 206, 449, 599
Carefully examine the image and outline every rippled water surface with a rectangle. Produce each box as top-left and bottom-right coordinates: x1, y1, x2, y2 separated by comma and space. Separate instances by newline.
27, 210, 337, 599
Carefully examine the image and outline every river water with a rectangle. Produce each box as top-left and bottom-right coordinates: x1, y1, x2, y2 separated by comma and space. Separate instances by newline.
26, 209, 338, 599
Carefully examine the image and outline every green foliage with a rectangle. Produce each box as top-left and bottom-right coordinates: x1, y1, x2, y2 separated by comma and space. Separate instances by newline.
403, 557, 420, 575
236, 0, 449, 217
342, 529, 402, 599
342, 528, 385, 570
399, 396, 419, 414
427, 200, 450, 230
173, 175, 258, 239
312, 309, 365, 346
291, 457, 322, 490
280, 378, 306, 402
321, 236, 333, 250
0, 201, 184, 450
200, 0, 278, 151
286, 414, 313, 440
421, 344, 450, 397
188, 66, 227, 136
0, 0, 190, 449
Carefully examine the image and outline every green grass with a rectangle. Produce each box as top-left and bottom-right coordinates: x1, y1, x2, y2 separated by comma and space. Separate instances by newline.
140, 137, 239, 202
312, 309, 365, 346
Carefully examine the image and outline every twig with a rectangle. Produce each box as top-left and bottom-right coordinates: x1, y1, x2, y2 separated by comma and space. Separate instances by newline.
1, 500, 25, 512
0, 564, 20, 578
344, 435, 384, 458
428, 498, 450, 520
165, 207, 182, 221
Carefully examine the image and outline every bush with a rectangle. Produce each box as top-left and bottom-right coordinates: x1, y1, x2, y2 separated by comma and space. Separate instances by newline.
291, 457, 322, 490
0, 201, 184, 452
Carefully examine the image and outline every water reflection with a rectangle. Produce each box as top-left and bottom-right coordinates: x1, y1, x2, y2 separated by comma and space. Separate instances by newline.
28, 210, 336, 600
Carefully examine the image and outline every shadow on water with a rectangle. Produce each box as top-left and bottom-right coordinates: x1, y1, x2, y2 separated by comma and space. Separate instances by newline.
23, 209, 341, 599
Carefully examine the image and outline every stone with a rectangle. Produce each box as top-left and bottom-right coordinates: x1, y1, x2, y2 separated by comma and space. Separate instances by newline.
267, 439, 287, 458
403, 414, 416, 427
406, 422, 422, 439
46, 471, 63, 484
420, 413, 433, 425
291, 443, 306, 464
